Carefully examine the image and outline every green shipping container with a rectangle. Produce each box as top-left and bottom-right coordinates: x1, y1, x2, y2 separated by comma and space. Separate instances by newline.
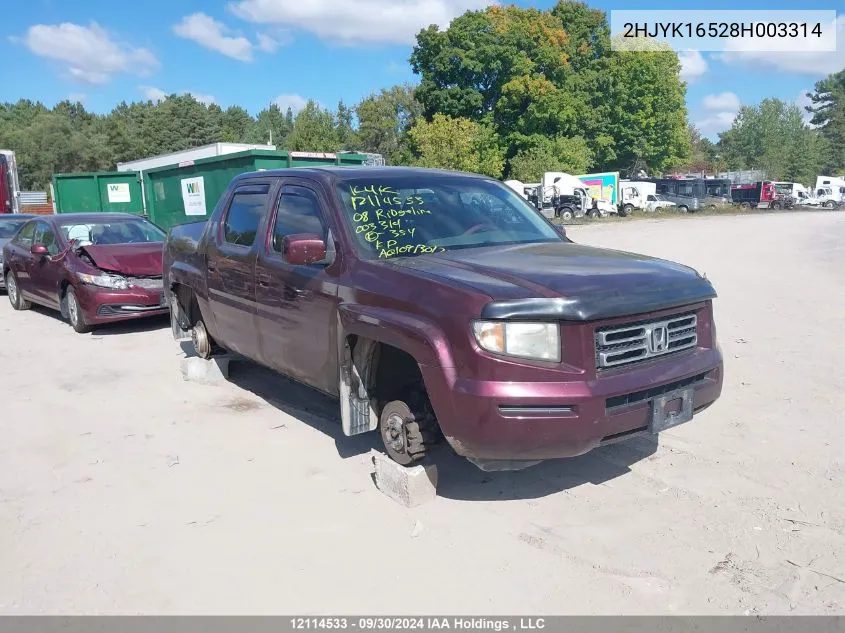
52, 172, 145, 215
143, 150, 370, 230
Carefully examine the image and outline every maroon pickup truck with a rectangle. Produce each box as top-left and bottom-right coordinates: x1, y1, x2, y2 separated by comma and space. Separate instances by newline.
164, 167, 723, 472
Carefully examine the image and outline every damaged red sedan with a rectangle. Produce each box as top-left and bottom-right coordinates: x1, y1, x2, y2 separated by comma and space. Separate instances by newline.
2, 213, 167, 333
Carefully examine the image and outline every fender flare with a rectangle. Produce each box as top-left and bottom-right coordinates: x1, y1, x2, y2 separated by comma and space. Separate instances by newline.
336, 304, 458, 436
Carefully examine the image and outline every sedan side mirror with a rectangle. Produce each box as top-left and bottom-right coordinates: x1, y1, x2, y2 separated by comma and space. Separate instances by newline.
284, 234, 327, 266
30, 244, 49, 257
555, 225, 569, 240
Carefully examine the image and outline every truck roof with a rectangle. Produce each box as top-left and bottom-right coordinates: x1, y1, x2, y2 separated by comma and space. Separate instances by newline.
232, 165, 491, 185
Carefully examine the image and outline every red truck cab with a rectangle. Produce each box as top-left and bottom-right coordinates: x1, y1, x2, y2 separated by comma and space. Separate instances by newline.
0, 151, 21, 215
164, 167, 723, 472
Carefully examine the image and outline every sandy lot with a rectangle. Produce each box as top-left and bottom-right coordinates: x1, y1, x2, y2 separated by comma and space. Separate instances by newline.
1, 211, 844, 615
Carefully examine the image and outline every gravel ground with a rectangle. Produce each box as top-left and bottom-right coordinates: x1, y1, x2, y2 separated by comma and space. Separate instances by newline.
1, 211, 843, 615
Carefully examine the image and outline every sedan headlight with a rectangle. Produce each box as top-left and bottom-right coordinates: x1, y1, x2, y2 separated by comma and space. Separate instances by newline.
77, 272, 131, 290
472, 321, 561, 362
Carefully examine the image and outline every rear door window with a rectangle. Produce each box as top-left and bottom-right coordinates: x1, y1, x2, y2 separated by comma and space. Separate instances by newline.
223, 185, 271, 247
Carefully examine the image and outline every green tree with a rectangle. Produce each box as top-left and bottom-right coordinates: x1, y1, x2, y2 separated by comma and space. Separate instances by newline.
220, 106, 256, 143
408, 113, 504, 177
335, 100, 358, 149
409, 1, 689, 173
286, 100, 339, 151
718, 98, 823, 182
356, 84, 422, 164
246, 103, 292, 147
806, 70, 845, 174
508, 135, 593, 181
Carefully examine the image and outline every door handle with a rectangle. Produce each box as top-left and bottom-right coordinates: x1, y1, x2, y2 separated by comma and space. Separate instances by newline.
258, 274, 271, 287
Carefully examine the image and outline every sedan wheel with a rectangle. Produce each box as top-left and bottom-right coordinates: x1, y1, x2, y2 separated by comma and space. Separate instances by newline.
6, 272, 31, 311
65, 287, 91, 333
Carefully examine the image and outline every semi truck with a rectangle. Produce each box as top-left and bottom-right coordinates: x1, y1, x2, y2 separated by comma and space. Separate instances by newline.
504, 173, 616, 220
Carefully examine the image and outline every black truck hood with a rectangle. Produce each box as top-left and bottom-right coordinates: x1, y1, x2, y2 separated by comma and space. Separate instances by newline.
385, 242, 717, 321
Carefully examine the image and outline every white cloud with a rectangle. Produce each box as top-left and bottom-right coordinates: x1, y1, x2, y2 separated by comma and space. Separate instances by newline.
702, 91, 741, 112
140, 85, 168, 102
696, 92, 741, 137
173, 12, 254, 61
679, 50, 707, 82
697, 111, 738, 136
229, 0, 492, 46
718, 14, 845, 76
22, 22, 158, 84
188, 92, 217, 106
273, 94, 308, 114
256, 32, 280, 53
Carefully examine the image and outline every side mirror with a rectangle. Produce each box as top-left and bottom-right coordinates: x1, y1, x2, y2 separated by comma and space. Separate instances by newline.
283, 234, 327, 266
556, 225, 568, 239
30, 244, 49, 257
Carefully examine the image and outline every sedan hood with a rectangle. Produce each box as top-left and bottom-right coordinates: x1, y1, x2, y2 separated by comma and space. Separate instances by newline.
386, 241, 717, 321
79, 243, 164, 277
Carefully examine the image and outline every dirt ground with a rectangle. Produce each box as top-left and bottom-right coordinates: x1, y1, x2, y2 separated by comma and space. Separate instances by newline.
1, 211, 843, 615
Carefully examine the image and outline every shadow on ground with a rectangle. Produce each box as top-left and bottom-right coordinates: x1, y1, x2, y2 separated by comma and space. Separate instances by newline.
90, 314, 170, 336
225, 359, 381, 459
24, 304, 170, 336
432, 436, 658, 501
222, 357, 658, 501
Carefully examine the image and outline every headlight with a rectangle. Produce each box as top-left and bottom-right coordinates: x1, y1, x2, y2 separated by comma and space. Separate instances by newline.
472, 321, 561, 362
77, 272, 130, 290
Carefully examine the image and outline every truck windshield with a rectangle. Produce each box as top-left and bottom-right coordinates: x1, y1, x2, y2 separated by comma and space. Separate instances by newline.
335, 175, 561, 260
58, 219, 166, 246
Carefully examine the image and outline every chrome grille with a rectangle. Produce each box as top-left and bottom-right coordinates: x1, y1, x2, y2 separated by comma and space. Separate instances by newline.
595, 312, 698, 369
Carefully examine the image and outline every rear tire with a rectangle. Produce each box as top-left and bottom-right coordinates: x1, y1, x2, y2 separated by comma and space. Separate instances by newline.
678, 205, 689, 213
379, 400, 427, 466
65, 287, 91, 333
6, 272, 31, 310
823, 201, 835, 209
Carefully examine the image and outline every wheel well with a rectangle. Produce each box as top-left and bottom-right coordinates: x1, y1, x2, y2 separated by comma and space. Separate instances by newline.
59, 280, 71, 317
345, 336, 434, 422
171, 283, 200, 326
373, 343, 426, 407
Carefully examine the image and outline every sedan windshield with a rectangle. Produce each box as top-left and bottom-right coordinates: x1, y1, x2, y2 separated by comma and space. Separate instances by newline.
0, 218, 28, 239
57, 218, 165, 246
335, 175, 561, 260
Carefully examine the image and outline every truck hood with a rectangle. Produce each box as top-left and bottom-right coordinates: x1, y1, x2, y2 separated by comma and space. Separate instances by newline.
386, 242, 717, 321
79, 243, 164, 277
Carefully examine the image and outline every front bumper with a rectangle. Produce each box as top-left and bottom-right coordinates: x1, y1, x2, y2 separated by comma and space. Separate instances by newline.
75, 283, 169, 324
434, 348, 723, 462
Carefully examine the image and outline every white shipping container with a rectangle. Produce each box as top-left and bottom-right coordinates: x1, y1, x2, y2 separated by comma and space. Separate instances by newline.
116, 142, 278, 173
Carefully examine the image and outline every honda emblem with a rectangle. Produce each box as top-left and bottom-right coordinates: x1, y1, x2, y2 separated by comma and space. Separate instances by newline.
648, 326, 669, 354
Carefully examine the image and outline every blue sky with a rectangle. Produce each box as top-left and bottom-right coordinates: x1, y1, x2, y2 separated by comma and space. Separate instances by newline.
2, 0, 843, 140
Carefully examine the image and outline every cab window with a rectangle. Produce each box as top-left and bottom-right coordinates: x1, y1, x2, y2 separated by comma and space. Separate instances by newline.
271, 187, 327, 253
223, 185, 271, 247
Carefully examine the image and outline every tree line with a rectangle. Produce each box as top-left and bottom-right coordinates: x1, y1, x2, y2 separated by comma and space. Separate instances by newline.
687, 70, 844, 185
1, 1, 842, 192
